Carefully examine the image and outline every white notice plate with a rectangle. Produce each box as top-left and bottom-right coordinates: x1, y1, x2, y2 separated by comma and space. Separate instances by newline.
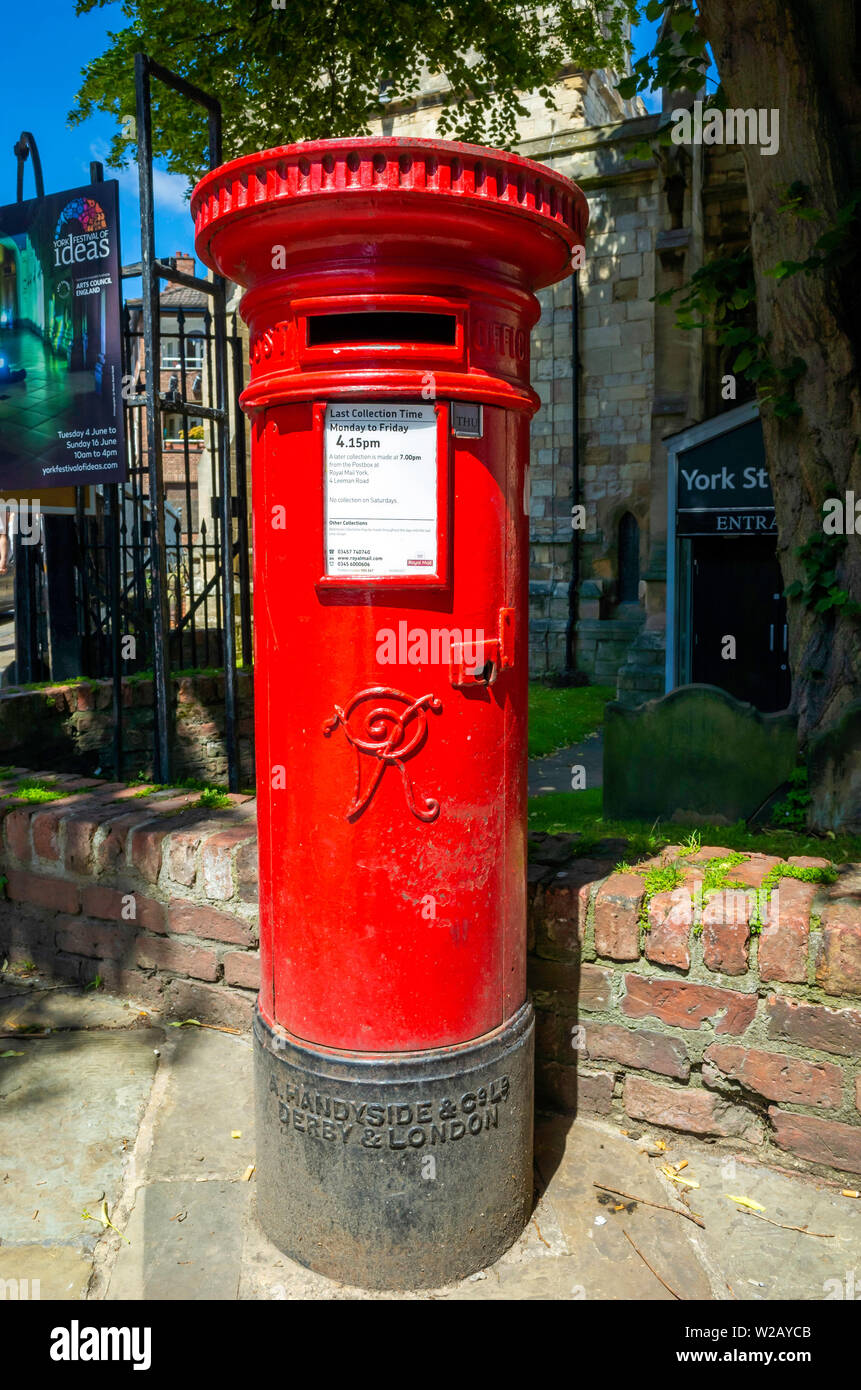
324, 403, 438, 577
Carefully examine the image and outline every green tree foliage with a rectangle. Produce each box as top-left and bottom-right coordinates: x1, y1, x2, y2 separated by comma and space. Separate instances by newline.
70, 0, 637, 184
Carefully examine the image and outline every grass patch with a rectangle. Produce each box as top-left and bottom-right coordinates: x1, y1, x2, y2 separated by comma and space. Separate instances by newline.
770, 765, 812, 830
527, 788, 861, 863
528, 684, 614, 759
127, 775, 235, 810
5, 777, 65, 804
195, 788, 232, 810
0, 777, 101, 804
638, 862, 685, 929
6, 676, 90, 692
747, 862, 838, 933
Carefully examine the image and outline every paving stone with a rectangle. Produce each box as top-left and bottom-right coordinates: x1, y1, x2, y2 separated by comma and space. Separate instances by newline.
106, 1180, 249, 1301
0, 1245, 93, 1301
147, 1028, 255, 1180
0, 1029, 161, 1245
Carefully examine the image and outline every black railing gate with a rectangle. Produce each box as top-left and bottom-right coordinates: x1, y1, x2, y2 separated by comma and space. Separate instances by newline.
7, 74, 251, 789
128, 53, 243, 789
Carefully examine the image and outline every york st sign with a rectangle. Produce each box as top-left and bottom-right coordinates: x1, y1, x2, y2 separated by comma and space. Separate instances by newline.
675, 413, 775, 536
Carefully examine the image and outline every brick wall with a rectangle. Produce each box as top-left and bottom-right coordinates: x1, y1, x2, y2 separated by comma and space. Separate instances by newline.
529, 836, 861, 1180
0, 670, 254, 786
0, 770, 259, 1030
3, 773, 858, 1181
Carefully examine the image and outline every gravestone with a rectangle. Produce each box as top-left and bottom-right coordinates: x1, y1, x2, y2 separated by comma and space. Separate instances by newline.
604, 683, 797, 823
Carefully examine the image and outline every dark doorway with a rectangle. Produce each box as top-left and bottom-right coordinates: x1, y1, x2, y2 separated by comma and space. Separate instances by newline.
618, 512, 640, 603
690, 535, 790, 711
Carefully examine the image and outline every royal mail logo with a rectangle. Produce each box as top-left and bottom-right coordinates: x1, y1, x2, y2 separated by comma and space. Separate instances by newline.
53, 197, 110, 267
472, 317, 527, 362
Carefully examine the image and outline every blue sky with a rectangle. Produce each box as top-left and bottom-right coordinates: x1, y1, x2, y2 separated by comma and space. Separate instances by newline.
0, 0, 667, 298
0, 0, 198, 296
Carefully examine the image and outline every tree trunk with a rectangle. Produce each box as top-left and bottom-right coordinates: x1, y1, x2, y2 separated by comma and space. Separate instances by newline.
699, 0, 861, 829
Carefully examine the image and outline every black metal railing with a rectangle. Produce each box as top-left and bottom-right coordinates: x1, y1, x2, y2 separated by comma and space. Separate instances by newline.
6, 69, 252, 790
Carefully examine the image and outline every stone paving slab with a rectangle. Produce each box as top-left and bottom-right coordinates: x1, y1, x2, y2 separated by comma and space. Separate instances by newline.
146, 1029, 255, 1181
0, 1244, 92, 1300
676, 1147, 858, 1301
0, 1029, 160, 1247
0, 978, 146, 1032
106, 1180, 250, 1301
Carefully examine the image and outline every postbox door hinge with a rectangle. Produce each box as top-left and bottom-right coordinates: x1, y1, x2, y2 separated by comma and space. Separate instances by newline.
449, 607, 514, 688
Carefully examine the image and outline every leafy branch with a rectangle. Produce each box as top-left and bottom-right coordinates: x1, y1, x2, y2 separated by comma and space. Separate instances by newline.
784, 533, 861, 619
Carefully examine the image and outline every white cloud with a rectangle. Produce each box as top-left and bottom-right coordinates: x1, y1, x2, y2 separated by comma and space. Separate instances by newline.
88, 139, 192, 214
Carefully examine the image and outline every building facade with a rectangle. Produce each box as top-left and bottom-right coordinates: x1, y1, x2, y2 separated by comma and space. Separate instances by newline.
368, 61, 783, 712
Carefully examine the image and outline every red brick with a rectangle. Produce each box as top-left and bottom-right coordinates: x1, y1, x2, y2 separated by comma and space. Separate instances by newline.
168, 900, 254, 946
164, 830, 203, 888
788, 856, 832, 869
6, 868, 79, 915
758, 879, 814, 983
622, 974, 757, 1034
223, 951, 260, 990
4, 808, 32, 861
0, 902, 57, 959
580, 963, 614, 1012
702, 896, 750, 975
235, 836, 258, 904
200, 828, 254, 901
825, 865, 861, 900
53, 951, 87, 983
64, 809, 107, 875
766, 994, 861, 1057
583, 1022, 690, 1080
92, 812, 152, 874
703, 1043, 843, 1108
536, 1061, 614, 1115
856, 1075, 860, 1114
527, 957, 582, 1000
593, 872, 643, 961
135, 935, 218, 982
686, 846, 740, 862
769, 1108, 861, 1176
80, 885, 165, 933
645, 890, 691, 969
815, 901, 861, 997
129, 822, 165, 883
31, 810, 61, 862
624, 1075, 762, 1141
164, 977, 254, 1030
729, 854, 782, 889
534, 1007, 562, 1061
145, 793, 200, 813
632, 847, 684, 869
96, 963, 165, 1011
55, 915, 134, 960
538, 871, 594, 953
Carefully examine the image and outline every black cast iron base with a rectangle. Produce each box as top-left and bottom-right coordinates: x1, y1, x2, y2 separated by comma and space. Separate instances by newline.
253, 1001, 535, 1290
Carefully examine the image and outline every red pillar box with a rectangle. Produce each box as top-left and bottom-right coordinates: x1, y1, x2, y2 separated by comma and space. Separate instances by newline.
193, 139, 585, 1289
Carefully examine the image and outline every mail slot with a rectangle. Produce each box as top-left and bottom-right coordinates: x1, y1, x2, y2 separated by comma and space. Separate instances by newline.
307, 311, 458, 346
193, 137, 586, 1289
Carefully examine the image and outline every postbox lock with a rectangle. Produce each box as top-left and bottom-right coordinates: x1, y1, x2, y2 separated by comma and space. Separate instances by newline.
449, 607, 514, 688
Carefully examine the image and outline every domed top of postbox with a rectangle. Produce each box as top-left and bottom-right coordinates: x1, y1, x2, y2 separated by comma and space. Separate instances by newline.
192, 137, 587, 295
